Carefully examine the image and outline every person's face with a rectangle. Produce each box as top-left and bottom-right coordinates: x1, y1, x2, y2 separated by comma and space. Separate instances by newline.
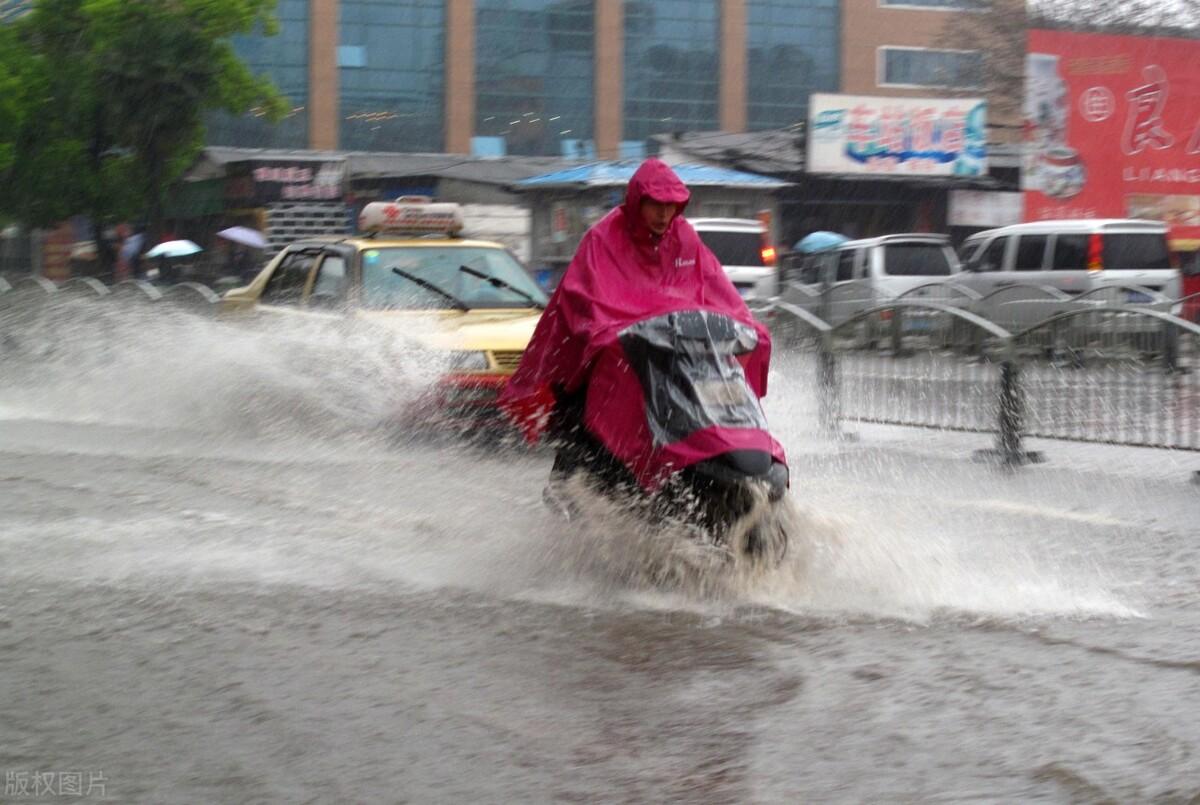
639, 198, 678, 236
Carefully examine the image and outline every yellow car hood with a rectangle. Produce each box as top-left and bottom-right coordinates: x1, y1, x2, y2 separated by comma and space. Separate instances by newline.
356, 308, 541, 352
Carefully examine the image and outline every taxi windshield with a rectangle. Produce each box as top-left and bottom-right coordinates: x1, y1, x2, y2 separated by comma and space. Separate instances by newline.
361, 246, 548, 310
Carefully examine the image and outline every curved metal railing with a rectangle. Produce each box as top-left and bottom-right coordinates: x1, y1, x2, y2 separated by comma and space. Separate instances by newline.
3, 275, 1197, 457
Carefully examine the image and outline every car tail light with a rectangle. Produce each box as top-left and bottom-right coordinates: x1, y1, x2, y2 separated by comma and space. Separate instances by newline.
1087, 233, 1103, 272
761, 246, 776, 266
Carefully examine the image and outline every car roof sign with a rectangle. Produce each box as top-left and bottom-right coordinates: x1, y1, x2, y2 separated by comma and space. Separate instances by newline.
358, 197, 465, 236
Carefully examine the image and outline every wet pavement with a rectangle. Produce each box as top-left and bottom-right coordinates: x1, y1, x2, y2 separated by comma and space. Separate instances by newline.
1, 306, 1199, 803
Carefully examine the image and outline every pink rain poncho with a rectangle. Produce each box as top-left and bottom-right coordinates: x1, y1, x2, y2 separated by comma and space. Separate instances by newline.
500, 158, 785, 488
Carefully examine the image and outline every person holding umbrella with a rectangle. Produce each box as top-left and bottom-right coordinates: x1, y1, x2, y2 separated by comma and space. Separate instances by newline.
144, 238, 203, 284
217, 226, 268, 284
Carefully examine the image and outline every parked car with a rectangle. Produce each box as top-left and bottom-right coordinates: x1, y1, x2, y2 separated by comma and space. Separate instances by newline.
955, 219, 1180, 302
775, 233, 962, 348
219, 198, 546, 427
781, 233, 961, 323
690, 217, 777, 302
955, 219, 1184, 352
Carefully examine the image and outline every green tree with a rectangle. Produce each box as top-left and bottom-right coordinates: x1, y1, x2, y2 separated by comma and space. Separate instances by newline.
1, 0, 285, 275
0, 26, 21, 177
84, 0, 287, 256
2, 0, 136, 256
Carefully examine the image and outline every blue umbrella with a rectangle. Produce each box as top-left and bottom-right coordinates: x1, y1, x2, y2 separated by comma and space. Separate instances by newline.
795, 231, 849, 254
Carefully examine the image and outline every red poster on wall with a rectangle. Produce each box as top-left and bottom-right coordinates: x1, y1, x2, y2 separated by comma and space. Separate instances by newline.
1024, 30, 1200, 245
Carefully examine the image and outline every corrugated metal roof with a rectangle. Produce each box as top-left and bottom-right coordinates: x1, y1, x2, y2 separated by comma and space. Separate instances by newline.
515, 161, 789, 189
651, 128, 1008, 188
653, 129, 807, 175
188, 147, 568, 186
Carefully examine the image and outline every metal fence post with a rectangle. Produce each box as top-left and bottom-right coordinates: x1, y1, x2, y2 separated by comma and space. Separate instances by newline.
817, 333, 841, 439
889, 306, 910, 357
1163, 317, 1180, 373
974, 345, 1044, 466
997, 360, 1022, 462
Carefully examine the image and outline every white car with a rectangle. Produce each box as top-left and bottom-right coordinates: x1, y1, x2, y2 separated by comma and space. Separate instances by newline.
690, 218, 777, 302
956, 219, 1180, 301
781, 233, 962, 327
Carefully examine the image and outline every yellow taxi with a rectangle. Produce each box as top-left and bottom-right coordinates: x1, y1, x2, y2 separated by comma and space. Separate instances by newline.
219, 197, 545, 425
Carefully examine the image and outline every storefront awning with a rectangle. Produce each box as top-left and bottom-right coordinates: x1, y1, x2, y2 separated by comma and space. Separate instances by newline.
515, 161, 789, 190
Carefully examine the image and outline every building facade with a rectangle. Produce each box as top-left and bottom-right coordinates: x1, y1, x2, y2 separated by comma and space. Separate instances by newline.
841, 0, 981, 99
209, 0, 841, 157
838, 0, 1020, 137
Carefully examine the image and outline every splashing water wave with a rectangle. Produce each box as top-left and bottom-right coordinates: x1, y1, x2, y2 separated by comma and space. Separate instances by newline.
0, 297, 1140, 622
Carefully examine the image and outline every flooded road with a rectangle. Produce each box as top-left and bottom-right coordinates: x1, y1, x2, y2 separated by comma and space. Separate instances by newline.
2, 305, 1198, 802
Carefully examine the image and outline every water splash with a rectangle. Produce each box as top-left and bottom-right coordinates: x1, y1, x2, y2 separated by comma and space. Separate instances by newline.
0, 296, 450, 438
0, 297, 1143, 623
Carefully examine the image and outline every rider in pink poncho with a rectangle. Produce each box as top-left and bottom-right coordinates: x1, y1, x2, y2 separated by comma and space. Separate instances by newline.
500, 158, 785, 490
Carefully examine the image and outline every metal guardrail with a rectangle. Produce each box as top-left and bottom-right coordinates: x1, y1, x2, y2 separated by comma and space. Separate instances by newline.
2, 276, 1197, 467
753, 282, 1200, 465
0, 277, 217, 311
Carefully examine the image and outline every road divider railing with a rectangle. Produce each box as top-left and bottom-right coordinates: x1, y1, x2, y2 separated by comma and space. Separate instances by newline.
753, 285, 1200, 468
2, 275, 1197, 467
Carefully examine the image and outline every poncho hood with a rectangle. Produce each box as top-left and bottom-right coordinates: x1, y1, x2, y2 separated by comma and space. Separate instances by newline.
622, 158, 691, 252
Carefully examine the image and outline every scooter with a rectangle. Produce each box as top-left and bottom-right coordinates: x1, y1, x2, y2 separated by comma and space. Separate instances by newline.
544, 309, 790, 562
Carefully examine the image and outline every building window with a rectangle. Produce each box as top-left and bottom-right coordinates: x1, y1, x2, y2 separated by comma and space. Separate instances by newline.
209, 0, 310, 149
624, 0, 719, 143
337, 46, 366, 69
475, 0, 595, 157
339, 0, 444, 153
879, 47, 983, 89
746, 0, 839, 130
880, 0, 976, 8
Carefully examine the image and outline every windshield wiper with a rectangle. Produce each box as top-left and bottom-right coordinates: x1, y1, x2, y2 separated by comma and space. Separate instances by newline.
389, 266, 469, 311
458, 265, 546, 310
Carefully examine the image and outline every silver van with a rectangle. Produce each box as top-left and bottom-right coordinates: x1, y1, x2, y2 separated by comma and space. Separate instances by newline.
787, 230, 955, 296
782, 233, 961, 325
691, 218, 776, 302
955, 219, 1180, 302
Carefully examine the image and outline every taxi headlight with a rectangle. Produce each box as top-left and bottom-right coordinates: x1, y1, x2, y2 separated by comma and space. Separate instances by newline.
446, 350, 490, 371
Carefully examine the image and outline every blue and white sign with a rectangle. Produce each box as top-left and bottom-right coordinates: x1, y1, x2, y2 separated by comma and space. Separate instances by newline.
807, 93, 988, 177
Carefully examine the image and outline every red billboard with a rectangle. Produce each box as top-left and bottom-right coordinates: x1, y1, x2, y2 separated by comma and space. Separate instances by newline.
1024, 30, 1200, 245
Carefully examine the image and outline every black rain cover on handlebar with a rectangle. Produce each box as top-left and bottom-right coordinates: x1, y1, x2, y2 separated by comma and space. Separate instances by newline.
617, 310, 769, 447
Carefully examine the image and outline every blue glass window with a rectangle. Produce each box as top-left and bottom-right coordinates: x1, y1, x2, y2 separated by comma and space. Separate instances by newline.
209, 0, 309, 149
880, 47, 983, 89
624, 0, 719, 143
339, 0, 444, 152
475, 0, 595, 157
746, 0, 839, 130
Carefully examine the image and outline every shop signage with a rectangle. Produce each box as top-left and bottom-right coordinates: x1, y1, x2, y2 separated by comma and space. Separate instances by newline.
226, 160, 347, 204
807, 93, 988, 177
1024, 30, 1200, 241
949, 190, 1023, 228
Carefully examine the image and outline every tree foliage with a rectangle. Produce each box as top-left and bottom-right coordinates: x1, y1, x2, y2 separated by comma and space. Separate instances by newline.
0, 26, 22, 177
0, 0, 286, 266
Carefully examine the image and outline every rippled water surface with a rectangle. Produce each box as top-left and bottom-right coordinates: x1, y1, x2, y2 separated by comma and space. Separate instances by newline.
2, 302, 1198, 803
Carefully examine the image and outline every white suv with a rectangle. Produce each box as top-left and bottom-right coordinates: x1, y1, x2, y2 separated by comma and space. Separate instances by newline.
690, 218, 776, 302
956, 219, 1180, 301
784, 233, 960, 297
